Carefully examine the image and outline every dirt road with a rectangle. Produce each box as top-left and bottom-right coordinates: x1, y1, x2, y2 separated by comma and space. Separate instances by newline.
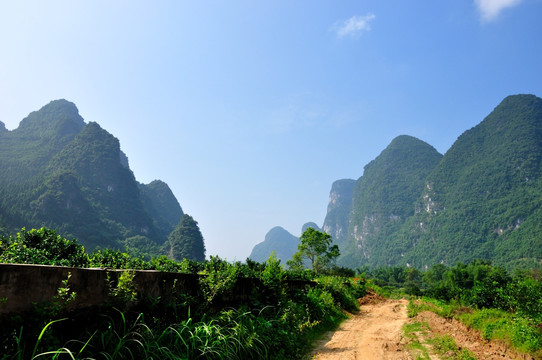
310, 299, 411, 360
310, 297, 530, 360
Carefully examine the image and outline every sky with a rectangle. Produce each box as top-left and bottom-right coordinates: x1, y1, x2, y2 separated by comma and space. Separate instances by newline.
1, 1, 541, 260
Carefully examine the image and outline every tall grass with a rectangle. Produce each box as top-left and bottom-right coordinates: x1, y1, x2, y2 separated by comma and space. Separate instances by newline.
25, 308, 268, 360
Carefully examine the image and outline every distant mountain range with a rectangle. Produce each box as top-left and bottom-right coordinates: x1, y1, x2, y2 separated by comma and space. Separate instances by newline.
251, 94, 542, 269
0, 100, 184, 255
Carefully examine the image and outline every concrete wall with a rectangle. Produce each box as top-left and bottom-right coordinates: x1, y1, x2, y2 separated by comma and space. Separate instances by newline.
0, 264, 314, 315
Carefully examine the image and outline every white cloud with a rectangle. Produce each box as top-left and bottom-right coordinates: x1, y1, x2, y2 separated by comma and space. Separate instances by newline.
475, 0, 523, 22
334, 13, 376, 38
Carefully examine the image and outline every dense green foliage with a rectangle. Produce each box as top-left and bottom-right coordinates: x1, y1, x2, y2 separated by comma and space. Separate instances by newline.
366, 260, 541, 321
0, 228, 88, 267
0, 100, 183, 255
164, 214, 206, 262
366, 260, 541, 356
0, 228, 365, 360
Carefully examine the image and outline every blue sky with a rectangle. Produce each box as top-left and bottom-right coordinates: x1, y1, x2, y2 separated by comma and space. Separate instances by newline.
1, 1, 541, 260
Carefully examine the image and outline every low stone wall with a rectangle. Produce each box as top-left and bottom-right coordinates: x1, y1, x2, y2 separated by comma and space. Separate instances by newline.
0, 263, 315, 315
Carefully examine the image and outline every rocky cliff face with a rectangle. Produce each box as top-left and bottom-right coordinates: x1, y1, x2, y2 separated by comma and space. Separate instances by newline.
322, 179, 355, 249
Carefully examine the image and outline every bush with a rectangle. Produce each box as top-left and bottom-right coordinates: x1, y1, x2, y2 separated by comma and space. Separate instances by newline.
317, 276, 363, 313
0, 227, 89, 267
506, 275, 542, 321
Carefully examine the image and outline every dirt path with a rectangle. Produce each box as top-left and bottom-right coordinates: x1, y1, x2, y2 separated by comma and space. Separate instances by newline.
309, 297, 533, 360
310, 298, 411, 360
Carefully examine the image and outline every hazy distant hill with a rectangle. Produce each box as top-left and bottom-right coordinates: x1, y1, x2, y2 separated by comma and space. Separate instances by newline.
255, 94, 542, 270
249, 226, 299, 263
248, 222, 322, 264
0, 100, 183, 253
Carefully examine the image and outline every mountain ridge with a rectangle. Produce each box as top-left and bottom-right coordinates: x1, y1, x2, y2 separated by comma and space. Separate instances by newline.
0, 99, 184, 254
253, 94, 542, 269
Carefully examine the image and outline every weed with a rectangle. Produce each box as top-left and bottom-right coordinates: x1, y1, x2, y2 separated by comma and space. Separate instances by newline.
402, 321, 431, 360
429, 334, 476, 360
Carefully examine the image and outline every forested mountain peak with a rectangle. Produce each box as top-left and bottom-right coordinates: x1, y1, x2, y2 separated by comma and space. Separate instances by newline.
302, 222, 321, 232
0, 121, 6, 132
0, 100, 87, 183
139, 180, 184, 239
16, 99, 85, 137
352, 135, 443, 219
400, 94, 542, 268
363, 135, 442, 175
340, 135, 443, 266
427, 94, 542, 204
0, 100, 186, 256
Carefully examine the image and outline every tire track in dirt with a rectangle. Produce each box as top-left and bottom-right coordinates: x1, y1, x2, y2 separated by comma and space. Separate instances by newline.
310, 299, 411, 360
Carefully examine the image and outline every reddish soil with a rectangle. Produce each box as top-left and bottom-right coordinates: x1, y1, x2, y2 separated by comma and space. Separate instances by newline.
414, 310, 535, 360
309, 294, 537, 360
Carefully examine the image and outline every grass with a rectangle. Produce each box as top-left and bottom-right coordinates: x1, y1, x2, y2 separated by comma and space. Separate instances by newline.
457, 308, 542, 356
406, 298, 542, 359
429, 334, 476, 360
38, 309, 269, 360
402, 321, 477, 360
8, 303, 349, 360
402, 321, 432, 360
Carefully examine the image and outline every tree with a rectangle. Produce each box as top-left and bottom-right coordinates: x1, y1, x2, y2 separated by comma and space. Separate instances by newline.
287, 227, 339, 274
165, 214, 206, 262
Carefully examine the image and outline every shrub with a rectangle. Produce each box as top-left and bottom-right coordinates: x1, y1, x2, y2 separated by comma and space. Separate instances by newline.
0, 227, 89, 267
317, 276, 362, 313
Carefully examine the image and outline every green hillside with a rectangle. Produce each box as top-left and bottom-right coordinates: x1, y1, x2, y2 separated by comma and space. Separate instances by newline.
0, 100, 184, 253
139, 180, 184, 240
398, 94, 542, 268
340, 135, 443, 267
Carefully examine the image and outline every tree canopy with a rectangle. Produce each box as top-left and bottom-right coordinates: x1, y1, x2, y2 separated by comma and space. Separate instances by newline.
287, 227, 339, 274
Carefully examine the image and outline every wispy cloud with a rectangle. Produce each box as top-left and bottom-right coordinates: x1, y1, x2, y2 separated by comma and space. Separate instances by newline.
475, 0, 523, 22
334, 13, 376, 38
263, 93, 328, 135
